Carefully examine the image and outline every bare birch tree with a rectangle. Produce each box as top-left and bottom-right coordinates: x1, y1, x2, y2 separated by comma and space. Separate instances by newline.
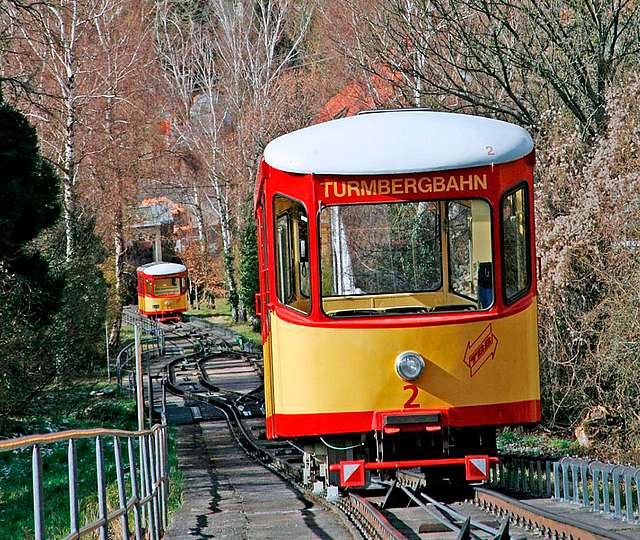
85, 1, 160, 345
344, 0, 640, 137
10, 0, 116, 258
155, 0, 314, 321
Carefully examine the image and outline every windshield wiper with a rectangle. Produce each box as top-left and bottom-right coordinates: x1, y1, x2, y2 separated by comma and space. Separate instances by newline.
329, 309, 380, 317
382, 306, 431, 315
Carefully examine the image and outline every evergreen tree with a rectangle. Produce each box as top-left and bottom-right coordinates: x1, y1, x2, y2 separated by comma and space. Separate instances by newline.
0, 101, 60, 261
0, 99, 107, 427
0, 99, 62, 425
238, 215, 259, 324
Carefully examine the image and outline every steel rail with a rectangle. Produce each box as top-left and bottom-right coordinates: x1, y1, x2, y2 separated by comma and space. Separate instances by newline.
417, 488, 501, 537
392, 471, 511, 539
475, 486, 632, 540
174, 346, 493, 540
339, 493, 408, 540
165, 350, 365, 539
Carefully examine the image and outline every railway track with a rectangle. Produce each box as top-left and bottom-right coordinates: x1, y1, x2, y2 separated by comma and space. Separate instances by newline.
144, 317, 639, 539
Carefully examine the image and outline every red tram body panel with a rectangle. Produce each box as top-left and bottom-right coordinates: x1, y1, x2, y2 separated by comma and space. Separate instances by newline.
254, 110, 540, 486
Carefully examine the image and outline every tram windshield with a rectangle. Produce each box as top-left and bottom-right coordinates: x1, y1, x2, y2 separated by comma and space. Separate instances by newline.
319, 200, 493, 317
153, 277, 184, 296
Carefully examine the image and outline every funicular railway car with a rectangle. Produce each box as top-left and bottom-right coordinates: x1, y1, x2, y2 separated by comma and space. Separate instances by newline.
254, 110, 540, 489
137, 262, 188, 322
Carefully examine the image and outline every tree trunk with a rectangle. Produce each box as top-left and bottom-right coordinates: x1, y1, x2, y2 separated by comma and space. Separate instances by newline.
193, 186, 207, 247
62, 0, 79, 260
208, 175, 240, 322
62, 91, 76, 259
221, 222, 239, 322
110, 203, 125, 348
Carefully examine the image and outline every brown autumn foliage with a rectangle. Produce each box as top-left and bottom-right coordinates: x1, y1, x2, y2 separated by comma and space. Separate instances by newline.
181, 241, 226, 308
535, 75, 640, 454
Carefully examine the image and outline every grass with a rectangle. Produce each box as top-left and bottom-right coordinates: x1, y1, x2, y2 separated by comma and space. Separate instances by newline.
497, 426, 585, 458
0, 380, 182, 539
187, 298, 262, 347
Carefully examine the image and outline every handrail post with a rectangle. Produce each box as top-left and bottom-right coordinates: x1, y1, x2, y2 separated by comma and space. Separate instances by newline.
158, 427, 168, 528
140, 436, 147, 526
147, 354, 154, 429
68, 439, 80, 536
128, 437, 144, 540
150, 432, 161, 538
114, 437, 131, 539
135, 325, 145, 432
96, 437, 108, 540
161, 378, 167, 425
32, 444, 45, 540
142, 434, 158, 540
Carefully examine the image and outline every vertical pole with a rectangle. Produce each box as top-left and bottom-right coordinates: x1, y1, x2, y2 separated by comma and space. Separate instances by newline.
114, 437, 131, 539
142, 434, 158, 540
147, 356, 154, 429
95, 437, 108, 540
105, 319, 111, 381
68, 440, 79, 536
593, 469, 601, 512
127, 437, 143, 540
603, 470, 611, 513
163, 423, 170, 489
135, 323, 147, 526
158, 428, 168, 528
135, 325, 144, 431
153, 227, 162, 262
150, 433, 161, 538
32, 444, 45, 540
161, 378, 167, 425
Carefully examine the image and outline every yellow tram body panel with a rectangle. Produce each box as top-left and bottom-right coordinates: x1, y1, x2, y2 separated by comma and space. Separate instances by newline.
265, 300, 539, 436
137, 294, 188, 315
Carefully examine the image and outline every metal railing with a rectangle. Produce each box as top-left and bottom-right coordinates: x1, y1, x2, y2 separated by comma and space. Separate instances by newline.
115, 338, 161, 396
554, 457, 640, 522
493, 455, 640, 524
121, 307, 166, 348
116, 307, 166, 395
0, 424, 170, 540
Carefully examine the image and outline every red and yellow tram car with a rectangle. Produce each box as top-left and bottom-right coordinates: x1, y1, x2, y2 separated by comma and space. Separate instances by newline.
254, 110, 540, 488
137, 262, 188, 322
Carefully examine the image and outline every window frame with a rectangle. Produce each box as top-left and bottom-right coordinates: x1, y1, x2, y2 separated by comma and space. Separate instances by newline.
297, 212, 311, 300
318, 199, 444, 301
499, 182, 532, 305
272, 193, 312, 315
446, 199, 495, 309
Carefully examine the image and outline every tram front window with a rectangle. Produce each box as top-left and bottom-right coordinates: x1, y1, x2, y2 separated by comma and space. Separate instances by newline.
154, 277, 181, 296
319, 199, 493, 317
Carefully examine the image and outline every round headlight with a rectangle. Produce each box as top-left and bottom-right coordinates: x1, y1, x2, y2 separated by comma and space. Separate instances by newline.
395, 351, 425, 381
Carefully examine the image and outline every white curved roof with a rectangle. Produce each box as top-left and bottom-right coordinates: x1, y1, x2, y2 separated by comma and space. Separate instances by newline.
263, 111, 533, 175
138, 262, 187, 276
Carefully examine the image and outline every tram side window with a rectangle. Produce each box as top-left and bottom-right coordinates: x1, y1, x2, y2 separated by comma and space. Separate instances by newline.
447, 200, 493, 308
274, 195, 311, 314
501, 185, 530, 302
